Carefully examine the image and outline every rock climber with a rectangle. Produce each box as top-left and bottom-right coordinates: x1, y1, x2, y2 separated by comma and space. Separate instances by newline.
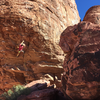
17, 40, 26, 57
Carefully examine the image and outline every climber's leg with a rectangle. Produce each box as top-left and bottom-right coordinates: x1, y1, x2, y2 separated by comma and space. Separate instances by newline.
21, 50, 24, 53
17, 51, 20, 57
21, 50, 25, 57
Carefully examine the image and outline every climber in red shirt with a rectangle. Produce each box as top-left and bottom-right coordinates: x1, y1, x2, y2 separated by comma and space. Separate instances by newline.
17, 40, 26, 57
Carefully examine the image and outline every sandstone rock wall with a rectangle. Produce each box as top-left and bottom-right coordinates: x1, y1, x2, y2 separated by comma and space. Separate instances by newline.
0, 0, 80, 66
83, 5, 100, 24
0, 0, 80, 93
60, 21, 100, 100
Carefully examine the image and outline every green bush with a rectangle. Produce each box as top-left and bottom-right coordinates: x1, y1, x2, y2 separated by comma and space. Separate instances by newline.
0, 84, 32, 100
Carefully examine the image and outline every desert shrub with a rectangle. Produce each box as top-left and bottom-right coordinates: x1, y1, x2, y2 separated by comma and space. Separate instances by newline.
0, 84, 31, 100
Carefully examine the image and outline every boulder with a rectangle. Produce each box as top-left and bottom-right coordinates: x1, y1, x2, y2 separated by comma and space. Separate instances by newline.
83, 5, 100, 24
0, 0, 80, 93
17, 82, 67, 100
59, 21, 100, 100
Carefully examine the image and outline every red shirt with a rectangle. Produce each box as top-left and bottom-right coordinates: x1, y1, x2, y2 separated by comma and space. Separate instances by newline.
19, 44, 24, 51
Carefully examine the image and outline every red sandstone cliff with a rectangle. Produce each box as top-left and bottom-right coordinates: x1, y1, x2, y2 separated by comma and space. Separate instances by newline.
0, 0, 80, 94
83, 5, 100, 24
60, 5, 100, 100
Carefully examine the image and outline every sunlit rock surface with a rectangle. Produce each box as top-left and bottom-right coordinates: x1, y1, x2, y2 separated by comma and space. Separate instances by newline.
83, 5, 100, 24
60, 21, 100, 100
0, 0, 80, 94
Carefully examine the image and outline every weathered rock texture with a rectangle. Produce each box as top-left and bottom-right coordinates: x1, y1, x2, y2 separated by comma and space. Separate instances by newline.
83, 5, 100, 24
0, 0, 80, 93
60, 21, 100, 100
0, 82, 67, 100
18, 82, 67, 100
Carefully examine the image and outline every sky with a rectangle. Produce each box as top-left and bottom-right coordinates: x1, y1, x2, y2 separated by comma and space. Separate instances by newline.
75, 0, 100, 21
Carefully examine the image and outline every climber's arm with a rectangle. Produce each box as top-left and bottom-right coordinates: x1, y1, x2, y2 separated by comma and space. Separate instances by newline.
21, 40, 24, 44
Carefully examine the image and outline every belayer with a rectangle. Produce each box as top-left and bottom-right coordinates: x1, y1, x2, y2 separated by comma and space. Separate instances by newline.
17, 40, 26, 57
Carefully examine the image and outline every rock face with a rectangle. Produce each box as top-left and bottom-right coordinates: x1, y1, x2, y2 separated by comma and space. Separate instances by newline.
60, 21, 100, 100
83, 5, 100, 24
0, 0, 80, 93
